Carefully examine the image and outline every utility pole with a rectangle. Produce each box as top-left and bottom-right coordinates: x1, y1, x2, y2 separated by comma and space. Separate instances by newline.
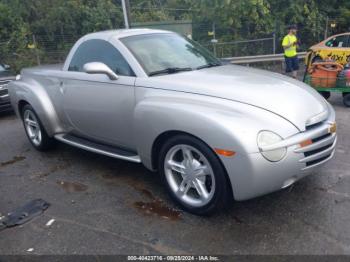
324, 16, 329, 40
272, 32, 276, 54
121, 0, 131, 29
32, 35, 41, 66
211, 22, 218, 57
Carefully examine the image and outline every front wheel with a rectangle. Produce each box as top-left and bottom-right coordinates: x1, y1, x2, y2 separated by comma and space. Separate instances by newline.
343, 93, 350, 107
312, 56, 323, 63
22, 104, 56, 151
158, 135, 232, 215
319, 91, 331, 100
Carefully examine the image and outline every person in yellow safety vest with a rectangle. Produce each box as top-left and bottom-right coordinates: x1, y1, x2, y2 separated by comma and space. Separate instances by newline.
282, 25, 299, 79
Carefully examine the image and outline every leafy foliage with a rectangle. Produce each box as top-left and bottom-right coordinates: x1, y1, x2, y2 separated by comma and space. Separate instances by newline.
0, 0, 349, 70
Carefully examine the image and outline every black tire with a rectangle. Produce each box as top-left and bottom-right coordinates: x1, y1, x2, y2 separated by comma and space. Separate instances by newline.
343, 93, 350, 107
319, 91, 331, 100
312, 56, 323, 63
21, 104, 56, 151
158, 134, 232, 215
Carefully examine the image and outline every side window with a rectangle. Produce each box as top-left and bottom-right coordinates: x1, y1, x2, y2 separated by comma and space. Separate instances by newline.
325, 35, 349, 48
69, 39, 135, 76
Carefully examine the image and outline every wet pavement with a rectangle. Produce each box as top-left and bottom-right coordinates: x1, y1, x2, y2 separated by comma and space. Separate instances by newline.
0, 93, 349, 255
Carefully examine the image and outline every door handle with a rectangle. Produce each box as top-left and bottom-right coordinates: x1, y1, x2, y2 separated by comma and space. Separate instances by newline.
59, 81, 65, 94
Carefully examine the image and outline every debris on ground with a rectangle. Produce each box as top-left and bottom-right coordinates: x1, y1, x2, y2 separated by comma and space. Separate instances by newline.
0, 199, 50, 231
56, 180, 88, 193
45, 218, 55, 227
0, 156, 26, 168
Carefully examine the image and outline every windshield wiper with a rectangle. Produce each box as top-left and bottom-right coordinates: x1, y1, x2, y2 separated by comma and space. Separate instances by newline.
196, 62, 222, 70
149, 67, 192, 76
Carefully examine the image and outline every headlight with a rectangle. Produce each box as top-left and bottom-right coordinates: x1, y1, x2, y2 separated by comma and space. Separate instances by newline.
16, 74, 21, 80
257, 131, 287, 162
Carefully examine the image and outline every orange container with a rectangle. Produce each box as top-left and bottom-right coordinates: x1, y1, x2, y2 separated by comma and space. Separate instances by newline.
308, 62, 343, 88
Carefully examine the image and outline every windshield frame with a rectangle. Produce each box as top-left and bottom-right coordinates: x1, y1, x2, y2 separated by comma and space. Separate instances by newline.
120, 33, 221, 76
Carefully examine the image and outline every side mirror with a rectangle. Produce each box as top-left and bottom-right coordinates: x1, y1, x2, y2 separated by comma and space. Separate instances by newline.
4, 64, 10, 70
83, 62, 119, 80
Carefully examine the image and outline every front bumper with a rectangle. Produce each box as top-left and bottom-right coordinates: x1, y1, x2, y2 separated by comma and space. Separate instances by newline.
0, 92, 12, 112
221, 104, 337, 201
0, 78, 13, 112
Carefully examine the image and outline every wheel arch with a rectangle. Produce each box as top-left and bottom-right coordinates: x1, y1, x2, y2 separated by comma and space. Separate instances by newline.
151, 130, 235, 199
152, 130, 205, 171
152, 130, 180, 170
9, 78, 64, 136
18, 100, 30, 119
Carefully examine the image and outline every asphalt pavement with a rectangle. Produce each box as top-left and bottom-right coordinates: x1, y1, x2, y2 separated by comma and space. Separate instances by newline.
0, 92, 349, 256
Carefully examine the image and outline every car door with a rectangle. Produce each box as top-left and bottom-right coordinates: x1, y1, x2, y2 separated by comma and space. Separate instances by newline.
62, 39, 136, 149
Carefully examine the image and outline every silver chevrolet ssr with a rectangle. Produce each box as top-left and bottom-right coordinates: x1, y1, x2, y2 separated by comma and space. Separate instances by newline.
9, 29, 337, 215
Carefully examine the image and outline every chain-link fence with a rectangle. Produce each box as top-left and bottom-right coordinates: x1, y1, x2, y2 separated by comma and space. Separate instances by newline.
204, 36, 276, 58
0, 2, 343, 72
0, 31, 278, 73
0, 34, 80, 72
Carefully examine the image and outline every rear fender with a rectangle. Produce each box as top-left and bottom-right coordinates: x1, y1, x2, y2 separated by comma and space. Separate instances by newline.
8, 78, 63, 136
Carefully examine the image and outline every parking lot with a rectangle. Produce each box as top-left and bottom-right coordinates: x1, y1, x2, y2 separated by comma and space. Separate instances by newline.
0, 93, 349, 256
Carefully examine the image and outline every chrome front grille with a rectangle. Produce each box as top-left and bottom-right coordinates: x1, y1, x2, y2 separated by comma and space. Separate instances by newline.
302, 134, 336, 168
0, 80, 10, 98
295, 123, 337, 170
305, 154, 333, 167
0, 79, 10, 85
305, 121, 324, 130
312, 133, 331, 143
0, 88, 8, 97
304, 143, 333, 158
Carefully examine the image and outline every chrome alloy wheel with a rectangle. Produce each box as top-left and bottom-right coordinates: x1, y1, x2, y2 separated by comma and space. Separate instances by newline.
24, 110, 42, 146
164, 145, 216, 207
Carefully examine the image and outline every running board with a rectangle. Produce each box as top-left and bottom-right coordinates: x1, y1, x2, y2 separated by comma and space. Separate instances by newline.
54, 134, 141, 163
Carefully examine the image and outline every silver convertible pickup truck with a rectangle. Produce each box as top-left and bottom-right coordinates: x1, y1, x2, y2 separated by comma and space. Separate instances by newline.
9, 29, 337, 215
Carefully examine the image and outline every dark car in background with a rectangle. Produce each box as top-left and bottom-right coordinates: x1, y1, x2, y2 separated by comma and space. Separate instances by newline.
0, 63, 15, 113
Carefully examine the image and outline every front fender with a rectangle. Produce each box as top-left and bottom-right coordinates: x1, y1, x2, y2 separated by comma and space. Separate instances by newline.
134, 90, 299, 169
133, 91, 299, 200
8, 77, 63, 136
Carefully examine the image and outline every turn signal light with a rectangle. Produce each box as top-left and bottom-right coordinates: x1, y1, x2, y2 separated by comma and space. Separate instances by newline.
300, 139, 313, 148
214, 149, 236, 157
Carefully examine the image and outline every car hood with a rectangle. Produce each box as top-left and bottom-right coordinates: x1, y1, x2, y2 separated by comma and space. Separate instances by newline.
137, 65, 329, 131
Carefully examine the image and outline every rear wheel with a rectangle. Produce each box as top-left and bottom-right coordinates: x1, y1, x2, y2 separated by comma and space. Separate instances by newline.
319, 91, 331, 100
343, 93, 350, 107
158, 135, 232, 215
22, 104, 56, 151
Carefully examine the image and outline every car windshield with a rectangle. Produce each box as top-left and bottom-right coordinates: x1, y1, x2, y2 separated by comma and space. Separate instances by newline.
121, 33, 221, 76
0, 64, 5, 72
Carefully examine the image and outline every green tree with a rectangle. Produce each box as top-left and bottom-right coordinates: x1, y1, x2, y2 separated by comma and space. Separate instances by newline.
0, 0, 349, 67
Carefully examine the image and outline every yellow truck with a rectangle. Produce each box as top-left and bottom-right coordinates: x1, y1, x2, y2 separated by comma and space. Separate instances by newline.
306, 33, 350, 65
304, 33, 350, 107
